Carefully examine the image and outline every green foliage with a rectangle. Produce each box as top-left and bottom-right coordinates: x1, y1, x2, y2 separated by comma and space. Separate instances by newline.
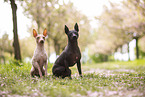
90, 54, 108, 63
91, 0, 145, 58
0, 33, 13, 55
140, 50, 145, 58
20, 37, 36, 58
139, 35, 145, 58
0, 33, 13, 64
21, 0, 91, 55
0, 60, 144, 96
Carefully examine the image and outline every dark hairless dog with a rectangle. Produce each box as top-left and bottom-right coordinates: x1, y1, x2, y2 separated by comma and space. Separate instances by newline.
52, 23, 82, 78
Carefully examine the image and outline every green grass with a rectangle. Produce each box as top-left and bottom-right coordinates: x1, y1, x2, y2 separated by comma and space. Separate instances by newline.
0, 60, 145, 97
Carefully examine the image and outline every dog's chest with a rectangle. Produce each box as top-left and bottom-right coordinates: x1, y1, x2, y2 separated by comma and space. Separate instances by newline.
67, 50, 81, 66
34, 50, 47, 64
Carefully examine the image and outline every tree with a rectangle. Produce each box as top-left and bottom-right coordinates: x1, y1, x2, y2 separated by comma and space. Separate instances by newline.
91, 5, 131, 57
9, 0, 21, 60
0, 33, 14, 63
92, 0, 145, 60
139, 36, 145, 58
22, 0, 91, 56
121, 0, 145, 59
20, 37, 36, 58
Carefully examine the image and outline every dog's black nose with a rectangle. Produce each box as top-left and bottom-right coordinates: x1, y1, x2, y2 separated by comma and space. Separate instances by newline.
40, 40, 44, 43
73, 36, 77, 39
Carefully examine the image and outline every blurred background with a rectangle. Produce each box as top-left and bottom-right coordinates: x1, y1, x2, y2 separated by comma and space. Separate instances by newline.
0, 0, 145, 64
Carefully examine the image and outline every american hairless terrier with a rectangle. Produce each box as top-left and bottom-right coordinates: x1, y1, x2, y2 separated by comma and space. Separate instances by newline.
52, 23, 82, 78
31, 29, 48, 78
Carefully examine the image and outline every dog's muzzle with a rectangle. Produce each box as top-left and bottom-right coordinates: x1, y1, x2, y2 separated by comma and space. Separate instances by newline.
73, 36, 77, 39
40, 40, 44, 43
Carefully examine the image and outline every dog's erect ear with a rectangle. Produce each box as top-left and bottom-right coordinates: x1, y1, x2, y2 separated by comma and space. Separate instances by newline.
43, 28, 47, 37
65, 25, 69, 34
74, 23, 79, 32
33, 29, 37, 37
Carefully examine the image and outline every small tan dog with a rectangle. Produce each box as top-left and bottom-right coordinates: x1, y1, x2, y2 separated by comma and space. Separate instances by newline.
30, 29, 48, 78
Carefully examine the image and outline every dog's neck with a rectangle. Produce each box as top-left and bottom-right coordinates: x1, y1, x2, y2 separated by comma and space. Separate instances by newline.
68, 40, 78, 48
36, 43, 45, 51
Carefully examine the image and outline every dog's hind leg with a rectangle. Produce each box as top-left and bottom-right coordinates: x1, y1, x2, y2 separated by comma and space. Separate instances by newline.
41, 68, 45, 76
30, 67, 40, 77
62, 68, 71, 79
53, 66, 72, 78
52, 66, 65, 77
30, 67, 35, 77
32, 61, 43, 78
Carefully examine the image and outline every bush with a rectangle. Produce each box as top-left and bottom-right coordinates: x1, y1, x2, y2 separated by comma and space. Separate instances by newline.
90, 54, 108, 63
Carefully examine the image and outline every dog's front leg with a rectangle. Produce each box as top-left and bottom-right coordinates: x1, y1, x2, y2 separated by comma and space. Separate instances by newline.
33, 61, 43, 78
45, 61, 48, 76
77, 61, 82, 77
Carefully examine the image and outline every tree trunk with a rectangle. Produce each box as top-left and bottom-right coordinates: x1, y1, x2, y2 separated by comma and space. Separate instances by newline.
135, 37, 139, 59
127, 43, 130, 61
10, 0, 21, 61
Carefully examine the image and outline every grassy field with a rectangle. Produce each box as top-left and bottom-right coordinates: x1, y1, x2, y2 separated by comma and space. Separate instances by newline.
0, 60, 145, 97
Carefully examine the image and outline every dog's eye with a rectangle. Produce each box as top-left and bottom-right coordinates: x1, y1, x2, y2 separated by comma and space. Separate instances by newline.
75, 32, 78, 35
37, 37, 40, 40
43, 37, 45, 39
70, 33, 73, 36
